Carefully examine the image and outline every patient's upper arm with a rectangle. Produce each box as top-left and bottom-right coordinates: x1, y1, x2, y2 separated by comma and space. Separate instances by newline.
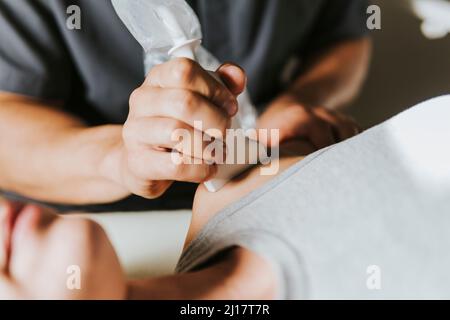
186, 140, 315, 246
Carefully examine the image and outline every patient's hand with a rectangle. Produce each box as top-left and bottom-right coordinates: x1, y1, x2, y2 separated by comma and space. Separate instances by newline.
186, 140, 315, 247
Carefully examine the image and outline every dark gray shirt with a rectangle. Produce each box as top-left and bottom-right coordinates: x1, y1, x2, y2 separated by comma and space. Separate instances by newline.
0, 0, 368, 211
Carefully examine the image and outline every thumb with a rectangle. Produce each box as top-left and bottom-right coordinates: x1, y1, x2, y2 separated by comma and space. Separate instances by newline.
217, 63, 247, 96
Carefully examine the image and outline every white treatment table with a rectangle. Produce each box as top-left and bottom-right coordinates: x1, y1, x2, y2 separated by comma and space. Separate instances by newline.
88, 210, 192, 278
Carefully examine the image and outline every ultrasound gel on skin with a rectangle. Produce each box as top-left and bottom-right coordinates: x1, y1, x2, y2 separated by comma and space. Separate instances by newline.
112, 0, 269, 192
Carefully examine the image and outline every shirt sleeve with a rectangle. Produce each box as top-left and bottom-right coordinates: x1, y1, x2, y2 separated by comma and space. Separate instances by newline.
304, 0, 369, 54
0, 0, 72, 100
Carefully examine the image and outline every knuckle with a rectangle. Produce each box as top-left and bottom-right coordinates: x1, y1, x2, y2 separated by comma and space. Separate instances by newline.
129, 87, 157, 114
167, 119, 187, 136
210, 82, 225, 101
177, 91, 197, 117
122, 121, 134, 143
174, 58, 197, 84
145, 67, 159, 85
129, 87, 143, 109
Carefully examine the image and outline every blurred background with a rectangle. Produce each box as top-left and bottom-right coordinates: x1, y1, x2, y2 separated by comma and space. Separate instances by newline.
349, 0, 450, 128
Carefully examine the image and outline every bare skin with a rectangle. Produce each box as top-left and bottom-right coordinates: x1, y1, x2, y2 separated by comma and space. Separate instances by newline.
0, 61, 246, 204
0, 38, 370, 205
0, 199, 274, 299
126, 140, 316, 300
130, 140, 316, 299
0, 38, 367, 296
0, 140, 315, 300
258, 38, 371, 148
0, 201, 126, 299
0, 200, 277, 300
0, 36, 369, 299
127, 248, 277, 300
186, 141, 315, 247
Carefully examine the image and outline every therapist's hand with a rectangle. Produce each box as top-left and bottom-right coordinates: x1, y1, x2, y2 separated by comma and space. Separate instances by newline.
258, 94, 361, 149
116, 58, 246, 199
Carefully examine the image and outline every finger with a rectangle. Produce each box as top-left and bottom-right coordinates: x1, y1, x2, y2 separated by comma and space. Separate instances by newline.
259, 106, 312, 147
314, 108, 360, 141
127, 148, 217, 184
129, 87, 231, 139
145, 58, 238, 116
217, 63, 247, 96
336, 119, 361, 141
343, 114, 363, 135
135, 179, 174, 200
307, 118, 337, 150
166, 152, 218, 183
124, 117, 225, 163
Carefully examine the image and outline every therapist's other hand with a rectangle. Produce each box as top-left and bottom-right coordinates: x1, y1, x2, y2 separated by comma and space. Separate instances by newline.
258, 94, 361, 150
119, 59, 246, 199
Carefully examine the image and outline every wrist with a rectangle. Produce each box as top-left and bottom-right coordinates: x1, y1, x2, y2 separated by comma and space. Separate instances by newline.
66, 125, 130, 203
95, 126, 129, 191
